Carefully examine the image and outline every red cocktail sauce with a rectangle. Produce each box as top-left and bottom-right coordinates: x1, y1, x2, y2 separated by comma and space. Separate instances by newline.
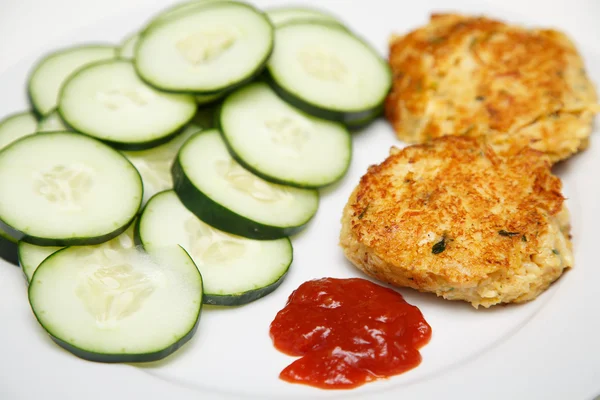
269, 278, 432, 389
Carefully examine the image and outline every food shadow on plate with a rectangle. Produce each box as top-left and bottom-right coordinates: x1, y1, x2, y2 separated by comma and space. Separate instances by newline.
317, 168, 354, 198
336, 251, 555, 315
132, 304, 242, 369
317, 119, 386, 199
551, 114, 598, 176
551, 150, 585, 178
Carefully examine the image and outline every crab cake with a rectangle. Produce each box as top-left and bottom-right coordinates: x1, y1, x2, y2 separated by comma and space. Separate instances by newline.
385, 13, 599, 163
339, 136, 572, 308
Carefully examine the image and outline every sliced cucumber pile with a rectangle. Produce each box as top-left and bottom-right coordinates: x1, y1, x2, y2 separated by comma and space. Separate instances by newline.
173, 129, 319, 239
124, 124, 201, 204
267, 21, 392, 125
219, 82, 351, 188
138, 191, 292, 305
0, 0, 390, 364
29, 244, 202, 362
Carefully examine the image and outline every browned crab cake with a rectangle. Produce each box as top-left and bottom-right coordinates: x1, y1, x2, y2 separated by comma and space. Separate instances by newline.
385, 13, 599, 163
339, 136, 573, 308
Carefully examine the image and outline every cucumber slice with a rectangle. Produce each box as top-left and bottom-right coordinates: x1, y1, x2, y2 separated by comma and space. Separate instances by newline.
124, 124, 201, 205
28, 45, 116, 117
18, 242, 61, 282
135, 1, 273, 94
195, 92, 224, 105
267, 21, 392, 124
151, 0, 225, 25
0, 112, 37, 150
59, 60, 196, 150
266, 6, 343, 27
0, 227, 18, 265
345, 105, 383, 130
28, 244, 203, 363
138, 190, 292, 305
18, 223, 135, 283
0, 108, 24, 262
37, 110, 70, 132
219, 82, 351, 188
118, 1, 226, 60
172, 129, 319, 240
118, 33, 139, 59
0, 132, 142, 246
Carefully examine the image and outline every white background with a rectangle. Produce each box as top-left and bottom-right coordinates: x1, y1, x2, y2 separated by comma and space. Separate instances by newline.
0, 1, 599, 399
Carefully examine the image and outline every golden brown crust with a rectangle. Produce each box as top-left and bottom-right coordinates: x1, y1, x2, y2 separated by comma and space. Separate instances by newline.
385, 13, 599, 162
339, 136, 572, 308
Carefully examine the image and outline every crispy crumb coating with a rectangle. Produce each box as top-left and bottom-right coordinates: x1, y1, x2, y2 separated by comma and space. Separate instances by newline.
340, 136, 572, 308
385, 13, 599, 162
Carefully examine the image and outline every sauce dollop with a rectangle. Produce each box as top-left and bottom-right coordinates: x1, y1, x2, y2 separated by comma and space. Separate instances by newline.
269, 277, 432, 389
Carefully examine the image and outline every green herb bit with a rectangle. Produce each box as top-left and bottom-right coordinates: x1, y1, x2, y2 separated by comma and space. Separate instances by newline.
357, 205, 369, 220
415, 81, 423, 92
432, 238, 446, 254
521, 235, 527, 242
429, 37, 446, 44
499, 230, 519, 237
552, 249, 560, 255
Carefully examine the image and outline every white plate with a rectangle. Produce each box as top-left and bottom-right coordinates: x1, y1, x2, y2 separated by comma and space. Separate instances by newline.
0, 0, 599, 399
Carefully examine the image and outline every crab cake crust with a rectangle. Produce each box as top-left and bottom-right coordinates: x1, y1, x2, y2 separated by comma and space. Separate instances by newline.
385, 13, 599, 163
339, 136, 573, 308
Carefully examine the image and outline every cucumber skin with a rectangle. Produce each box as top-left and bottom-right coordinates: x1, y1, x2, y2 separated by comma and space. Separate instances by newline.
266, 8, 347, 29
172, 157, 316, 240
265, 72, 385, 126
216, 103, 352, 189
46, 327, 198, 363
0, 214, 138, 247
27, 246, 203, 363
57, 109, 192, 151
17, 242, 53, 284
27, 91, 45, 120
345, 105, 384, 130
203, 265, 289, 306
39, 304, 201, 363
134, 2, 275, 96
0, 235, 18, 265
